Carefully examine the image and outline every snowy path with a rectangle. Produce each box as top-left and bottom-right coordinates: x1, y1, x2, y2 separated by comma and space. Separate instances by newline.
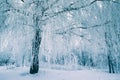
0, 67, 120, 80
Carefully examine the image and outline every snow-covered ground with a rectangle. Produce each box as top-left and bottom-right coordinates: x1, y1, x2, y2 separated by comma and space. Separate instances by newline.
0, 67, 120, 80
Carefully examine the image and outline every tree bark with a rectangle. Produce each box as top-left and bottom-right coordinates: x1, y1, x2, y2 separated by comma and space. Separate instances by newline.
30, 29, 41, 74
108, 55, 115, 73
22, 55, 25, 67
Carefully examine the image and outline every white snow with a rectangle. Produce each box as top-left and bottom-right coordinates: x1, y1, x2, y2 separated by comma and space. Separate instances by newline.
0, 67, 120, 80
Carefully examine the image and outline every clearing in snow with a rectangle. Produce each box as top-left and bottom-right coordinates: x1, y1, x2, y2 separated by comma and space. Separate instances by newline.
0, 67, 120, 80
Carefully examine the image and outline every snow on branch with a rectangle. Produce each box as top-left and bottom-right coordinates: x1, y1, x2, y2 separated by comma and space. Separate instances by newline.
98, 0, 120, 4
43, 0, 99, 20
55, 20, 111, 35
0, 0, 31, 16
43, 0, 120, 21
111, 0, 120, 4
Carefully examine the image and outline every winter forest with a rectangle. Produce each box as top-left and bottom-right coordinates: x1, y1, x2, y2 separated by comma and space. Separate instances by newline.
0, 0, 120, 80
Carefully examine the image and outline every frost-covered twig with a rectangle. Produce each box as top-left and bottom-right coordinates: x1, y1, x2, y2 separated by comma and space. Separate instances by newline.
0, 0, 31, 16
55, 20, 111, 35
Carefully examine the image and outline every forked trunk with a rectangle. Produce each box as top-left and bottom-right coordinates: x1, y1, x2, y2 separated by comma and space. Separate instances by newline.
108, 55, 115, 73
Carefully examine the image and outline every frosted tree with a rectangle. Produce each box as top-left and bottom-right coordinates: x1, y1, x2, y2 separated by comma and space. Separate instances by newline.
104, 2, 120, 73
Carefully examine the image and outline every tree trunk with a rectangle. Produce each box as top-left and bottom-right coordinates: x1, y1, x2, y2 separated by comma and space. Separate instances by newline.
30, 29, 41, 74
22, 55, 25, 67
108, 55, 115, 73
105, 32, 115, 73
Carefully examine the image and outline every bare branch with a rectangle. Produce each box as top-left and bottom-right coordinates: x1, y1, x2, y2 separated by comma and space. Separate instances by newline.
70, 31, 85, 38
0, 1, 31, 16
55, 20, 110, 42
111, 0, 120, 4
55, 20, 111, 35
94, 0, 120, 4
43, 0, 99, 21
70, 31, 92, 42
43, 0, 120, 21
